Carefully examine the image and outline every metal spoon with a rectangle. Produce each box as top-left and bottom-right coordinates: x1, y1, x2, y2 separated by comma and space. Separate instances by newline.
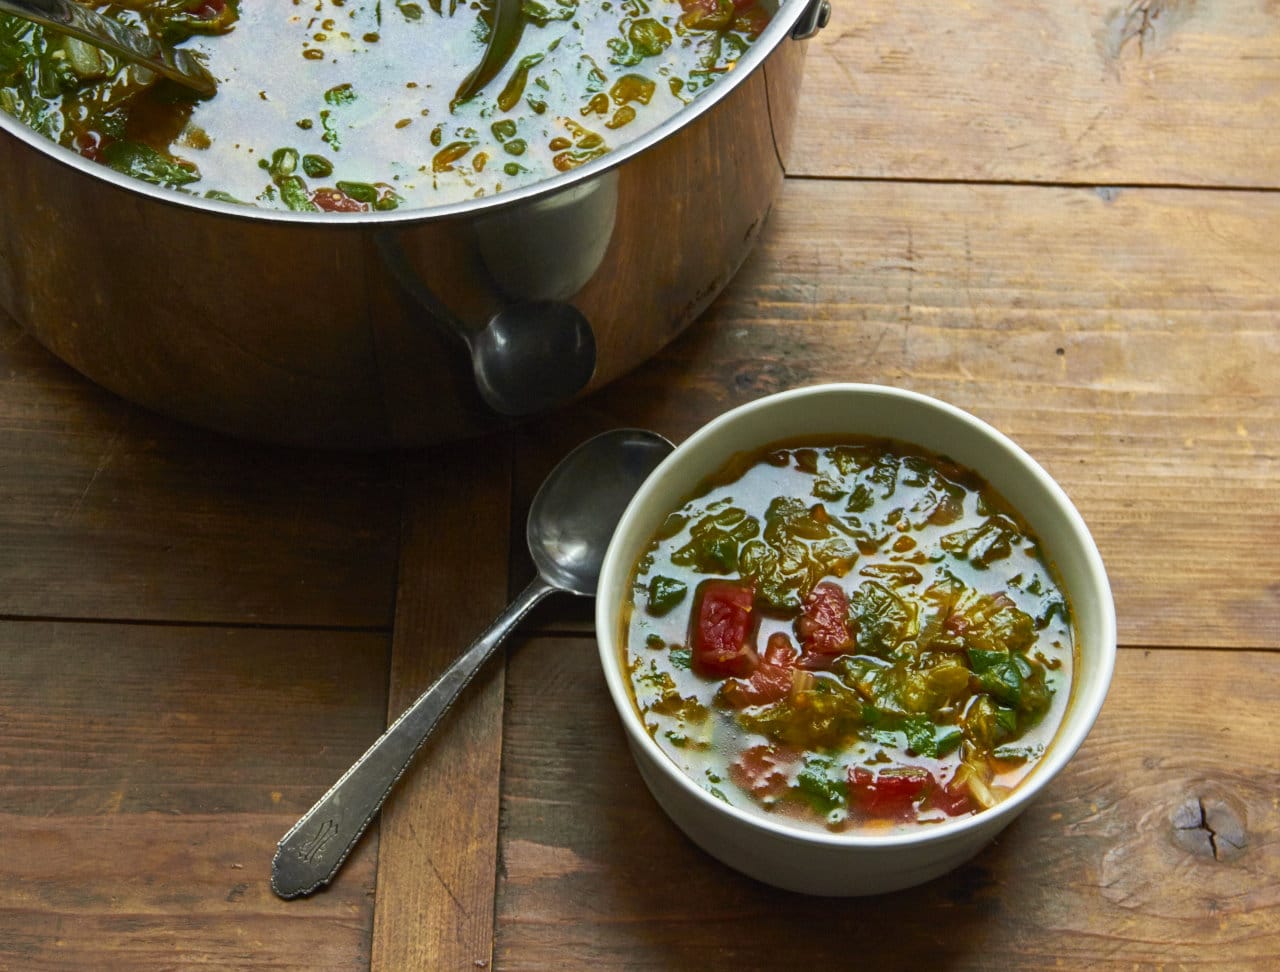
0, 0, 217, 97
271, 427, 674, 899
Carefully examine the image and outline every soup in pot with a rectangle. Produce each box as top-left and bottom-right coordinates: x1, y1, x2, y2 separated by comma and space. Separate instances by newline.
0, 0, 773, 211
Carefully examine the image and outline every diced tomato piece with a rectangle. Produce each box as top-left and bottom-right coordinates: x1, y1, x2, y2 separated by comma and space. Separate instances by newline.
311, 188, 367, 213
691, 580, 758, 678
849, 765, 936, 820
930, 776, 977, 817
730, 744, 796, 800
762, 631, 798, 667
720, 632, 798, 707
73, 132, 106, 163
796, 581, 854, 659
732, 2, 770, 36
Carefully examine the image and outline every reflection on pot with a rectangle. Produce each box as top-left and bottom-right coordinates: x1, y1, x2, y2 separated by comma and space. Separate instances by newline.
372, 171, 618, 419
474, 170, 619, 303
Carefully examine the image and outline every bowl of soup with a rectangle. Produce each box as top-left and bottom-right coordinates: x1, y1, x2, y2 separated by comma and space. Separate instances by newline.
595, 383, 1115, 895
0, 0, 827, 447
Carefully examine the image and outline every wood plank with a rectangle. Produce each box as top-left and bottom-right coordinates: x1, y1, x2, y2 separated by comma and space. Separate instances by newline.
370, 438, 512, 971
0, 311, 404, 627
792, 0, 1280, 187
546, 179, 1280, 650
494, 636, 1280, 968
0, 620, 390, 970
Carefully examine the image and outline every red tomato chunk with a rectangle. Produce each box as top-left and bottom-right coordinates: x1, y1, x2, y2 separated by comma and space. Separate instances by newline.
312, 188, 367, 213
720, 632, 798, 707
691, 580, 758, 677
795, 581, 854, 665
931, 776, 978, 817
730, 744, 796, 800
849, 766, 936, 820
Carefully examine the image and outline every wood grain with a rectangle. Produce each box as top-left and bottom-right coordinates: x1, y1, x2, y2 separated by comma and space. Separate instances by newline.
370, 438, 513, 971
561, 179, 1280, 651
0, 311, 403, 628
792, 0, 1280, 187
2, 0, 1278, 964
494, 637, 1280, 969
0, 621, 390, 970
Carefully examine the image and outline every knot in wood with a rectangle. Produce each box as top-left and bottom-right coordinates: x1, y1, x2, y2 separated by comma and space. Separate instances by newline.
1171, 795, 1247, 862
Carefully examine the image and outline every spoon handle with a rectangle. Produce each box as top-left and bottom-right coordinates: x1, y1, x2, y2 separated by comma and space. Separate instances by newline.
271, 575, 556, 899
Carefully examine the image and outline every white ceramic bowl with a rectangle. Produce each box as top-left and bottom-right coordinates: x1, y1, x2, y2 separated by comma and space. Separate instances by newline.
595, 383, 1116, 896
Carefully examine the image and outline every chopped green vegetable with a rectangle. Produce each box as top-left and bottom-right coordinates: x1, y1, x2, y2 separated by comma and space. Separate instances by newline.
968, 649, 1023, 706
101, 141, 200, 187
628, 18, 673, 57
275, 175, 318, 212
302, 154, 333, 178
646, 575, 688, 615
324, 84, 357, 107
851, 580, 918, 656
795, 754, 847, 813
902, 715, 963, 758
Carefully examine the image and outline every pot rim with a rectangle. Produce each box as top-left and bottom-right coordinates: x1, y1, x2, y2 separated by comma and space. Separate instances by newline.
0, 0, 811, 226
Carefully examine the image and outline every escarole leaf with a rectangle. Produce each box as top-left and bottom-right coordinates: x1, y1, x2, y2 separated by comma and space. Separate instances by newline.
455, 0, 525, 101
102, 140, 200, 186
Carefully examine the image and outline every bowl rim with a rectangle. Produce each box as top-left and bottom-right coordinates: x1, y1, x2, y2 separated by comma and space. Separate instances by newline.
595, 382, 1117, 850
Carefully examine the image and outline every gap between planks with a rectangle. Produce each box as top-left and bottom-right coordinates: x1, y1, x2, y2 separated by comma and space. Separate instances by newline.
782, 172, 1280, 194
0, 612, 391, 633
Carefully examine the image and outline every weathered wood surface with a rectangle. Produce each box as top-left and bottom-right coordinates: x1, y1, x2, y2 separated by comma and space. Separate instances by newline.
370, 443, 511, 972
0, 621, 389, 970
495, 638, 1280, 969
522, 179, 1280, 651
0, 315, 404, 628
793, 0, 1280, 188
2, 0, 1279, 968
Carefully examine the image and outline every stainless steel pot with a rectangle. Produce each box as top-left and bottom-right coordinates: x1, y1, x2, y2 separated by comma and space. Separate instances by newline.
0, 0, 828, 448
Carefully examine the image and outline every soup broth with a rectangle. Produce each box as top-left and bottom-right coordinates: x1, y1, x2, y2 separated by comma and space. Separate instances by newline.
0, 0, 773, 210
623, 438, 1077, 834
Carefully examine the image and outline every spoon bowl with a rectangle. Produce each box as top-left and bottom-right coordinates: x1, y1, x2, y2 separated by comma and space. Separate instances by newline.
528, 427, 672, 593
272, 427, 674, 899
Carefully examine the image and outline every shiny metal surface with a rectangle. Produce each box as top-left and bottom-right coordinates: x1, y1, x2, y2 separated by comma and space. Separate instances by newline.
0, 0, 216, 95
791, 0, 832, 40
272, 428, 674, 899
471, 300, 596, 417
0, 1, 819, 448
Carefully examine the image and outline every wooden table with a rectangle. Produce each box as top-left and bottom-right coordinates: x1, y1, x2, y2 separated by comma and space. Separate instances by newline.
3, 2, 1278, 967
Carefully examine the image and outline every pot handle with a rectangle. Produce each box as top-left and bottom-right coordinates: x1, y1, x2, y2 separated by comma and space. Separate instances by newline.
372, 232, 597, 418
791, 0, 831, 40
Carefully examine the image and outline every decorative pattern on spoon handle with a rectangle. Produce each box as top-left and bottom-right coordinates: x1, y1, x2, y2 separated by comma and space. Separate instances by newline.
271, 574, 555, 899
